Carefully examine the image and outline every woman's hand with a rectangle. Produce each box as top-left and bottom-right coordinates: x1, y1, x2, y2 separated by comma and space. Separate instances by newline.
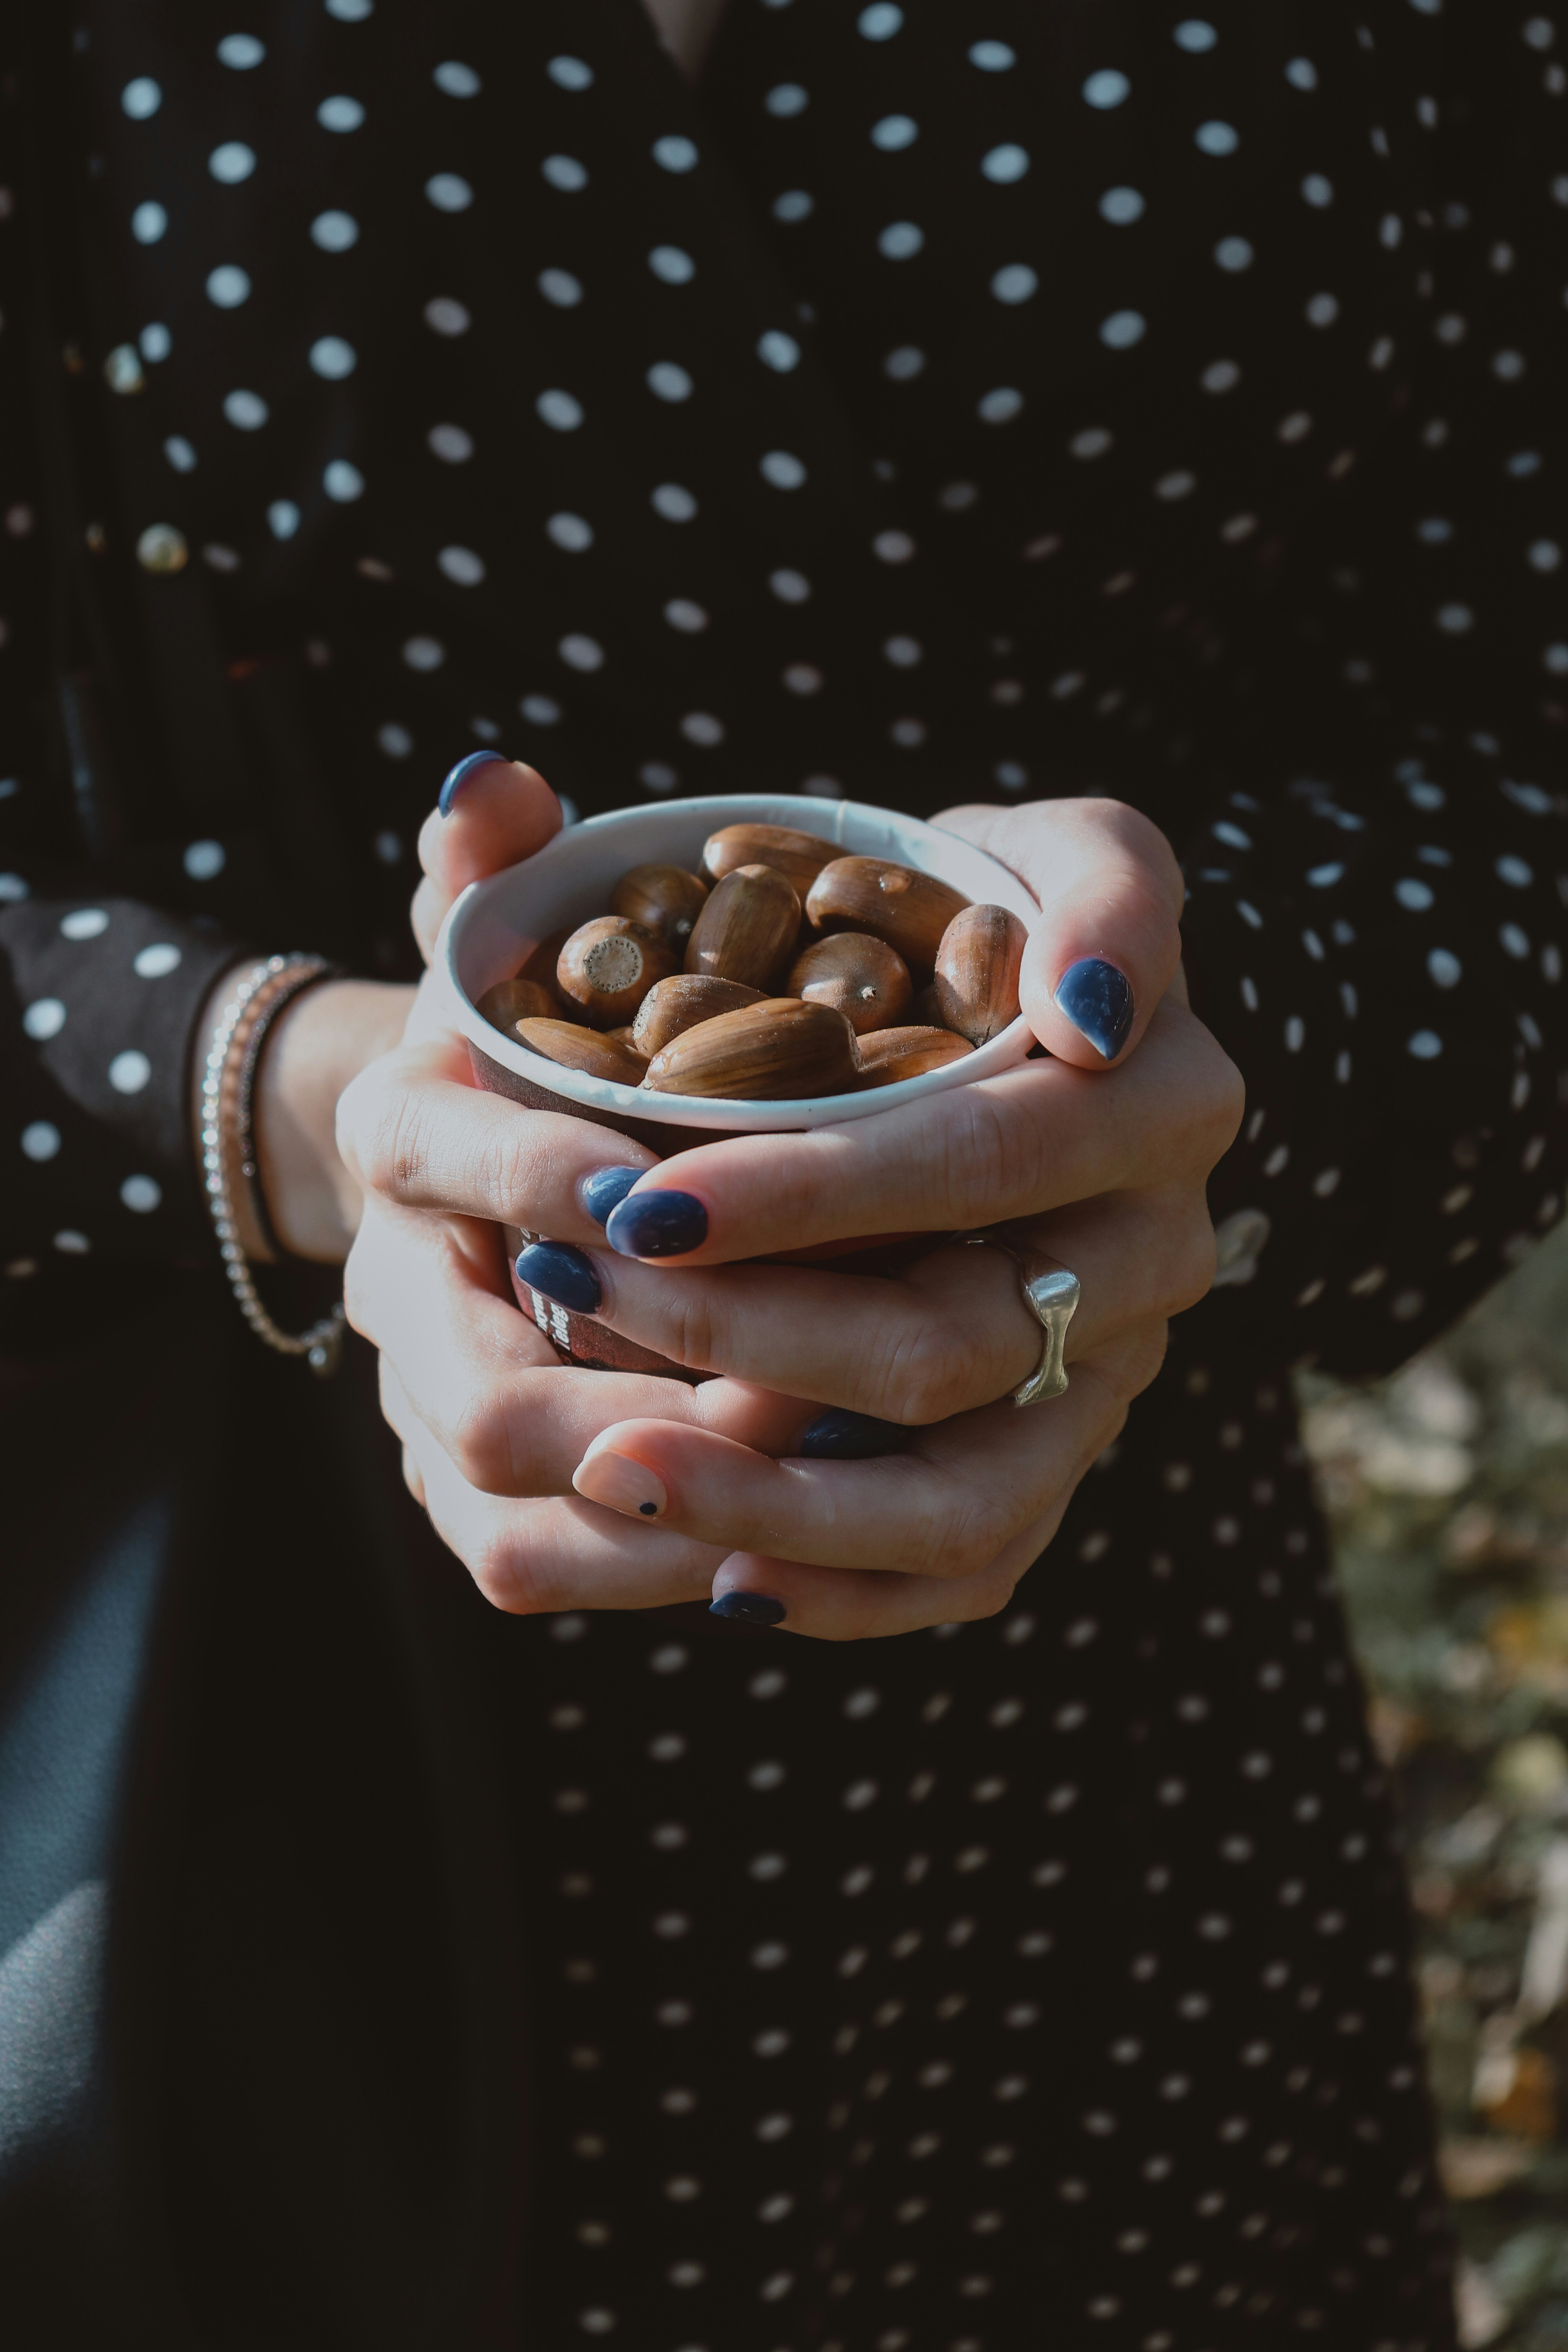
338, 771, 1245, 1638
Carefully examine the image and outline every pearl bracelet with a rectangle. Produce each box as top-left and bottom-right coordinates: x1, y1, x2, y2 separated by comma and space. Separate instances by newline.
200, 953, 346, 1376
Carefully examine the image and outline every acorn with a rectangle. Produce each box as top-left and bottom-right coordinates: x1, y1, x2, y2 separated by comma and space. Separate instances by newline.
516, 926, 574, 1005
643, 996, 860, 1101
515, 1018, 650, 1085
702, 822, 839, 902
632, 973, 766, 1057
684, 863, 801, 990
476, 975, 559, 1034
610, 862, 710, 948
805, 857, 970, 969
856, 1025, 975, 1087
932, 903, 1028, 1045
557, 916, 680, 1028
786, 931, 913, 1036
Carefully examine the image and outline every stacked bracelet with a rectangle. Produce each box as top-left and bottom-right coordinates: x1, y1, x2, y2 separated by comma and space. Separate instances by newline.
200, 953, 347, 1376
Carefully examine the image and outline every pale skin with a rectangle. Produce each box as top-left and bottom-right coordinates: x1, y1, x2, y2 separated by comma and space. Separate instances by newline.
196, 759, 1242, 1640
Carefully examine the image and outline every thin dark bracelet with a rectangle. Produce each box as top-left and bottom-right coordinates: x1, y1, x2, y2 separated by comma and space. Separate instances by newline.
232, 956, 343, 1261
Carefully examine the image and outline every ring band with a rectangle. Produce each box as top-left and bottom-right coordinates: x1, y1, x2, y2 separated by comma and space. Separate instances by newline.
961, 1231, 1081, 1406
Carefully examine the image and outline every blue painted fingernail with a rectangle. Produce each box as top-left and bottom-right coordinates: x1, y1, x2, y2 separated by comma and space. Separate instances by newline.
439, 750, 508, 816
515, 1240, 601, 1315
581, 1165, 648, 1227
1053, 956, 1134, 1061
710, 1592, 787, 1626
798, 1408, 904, 1461
606, 1189, 708, 1259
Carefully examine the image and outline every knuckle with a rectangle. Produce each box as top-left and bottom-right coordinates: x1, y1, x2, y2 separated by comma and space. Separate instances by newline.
931, 1490, 1016, 1581
446, 1390, 517, 1495
883, 1313, 993, 1425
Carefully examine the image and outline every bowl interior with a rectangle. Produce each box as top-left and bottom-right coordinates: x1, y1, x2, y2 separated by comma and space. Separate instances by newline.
437, 793, 1039, 1134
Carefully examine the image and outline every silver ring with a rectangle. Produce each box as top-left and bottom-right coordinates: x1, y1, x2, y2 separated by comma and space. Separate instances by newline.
961, 1232, 1081, 1407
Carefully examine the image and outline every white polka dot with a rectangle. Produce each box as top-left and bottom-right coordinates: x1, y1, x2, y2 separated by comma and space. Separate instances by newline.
1083, 69, 1131, 108
978, 387, 1024, 423
991, 265, 1038, 304
1305, 292, 1339, 326
1395, 879, 1434, 911
267, 500, 300, 539
403, 635, 446, 671
647, 362, 693, 401
1214, 236, 1254, 270
310, 210, 359, 252
873, 532, 914, 563
1196, 120, 1239, 155
1497, 855, 1534, 887
773, 190, 813, 222
1174, 20, 1218, 50
377, 723, 413, 757
652, 483, 697, 521
1100, 309, 1145, 348
424, 296, 470, 335
1301, 173, 1334, 207
131, 202, 168, 245
206, 265, 251, 308
183, 839, 226, 879
218, 35, 266, 69
209, 141, 256, 184
761, 451, 806, 490
326, 0, 372, 18
537, 390, 584, 432
122, 77, 162, 120
318, 94, 365, 131
139, 323, 172, 363
521, 697, 561, 727
879, 221, 924, 259
1286, 56, 1318, 89
1155, 471, 1196, 500
438, 545, 486, 585
681, 713, 725, 746
969, 40, 1014, 70
758, 330, 801, 371
559, 635, 605, 673
547, 513, 594, 552
223, 388, 268, 429
885, 346, 926, 379
22, 998, 66, 1041
765, 83, 808, 117
426, 172, 474, 211
109, 1049, 152, 1095
121, 1174, 162, 1212
61, 908, 109, 940
1099, 187, 1145, 224
770, 568, 811, 602
134, 942, 181, 978
649, 245, 695, 285
872, 114, 918, 151
981, 144, 1029, 183
1435, 603, 1474, 633
53, 1230, 91, 1255
653, 136, 698, 173
22, 1122, 61, 1161
859, 3, 904, 36
547, 55, 593, 90
665, 600, 708, 633
434, 59, 481, 97
325, 459, 365, 501
1408, 1030, 1443, 1060
309, 335, 357, 378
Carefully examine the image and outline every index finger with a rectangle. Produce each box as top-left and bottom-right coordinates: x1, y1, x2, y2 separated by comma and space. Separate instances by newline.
410, 756, 564, 960
604, 995, 1241, 1265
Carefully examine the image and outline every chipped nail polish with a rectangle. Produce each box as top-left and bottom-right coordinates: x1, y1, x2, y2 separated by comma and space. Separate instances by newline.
605, 1189, 708, 1259
438, 750, 508, 816
572, 1449, 667, 1519
514, 1240, 602, 1315
797, 1408, 905, 1460
1053, 956, 1135, 1061
580, 1165, 648, 1227
710, 1592, 787, 1626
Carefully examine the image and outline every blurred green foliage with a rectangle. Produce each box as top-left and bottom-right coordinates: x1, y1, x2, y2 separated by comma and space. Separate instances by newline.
1302, 1223, 1568, 2350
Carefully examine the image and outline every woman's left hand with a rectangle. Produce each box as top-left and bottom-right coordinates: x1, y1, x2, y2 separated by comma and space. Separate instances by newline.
376, 794, 1245, 1639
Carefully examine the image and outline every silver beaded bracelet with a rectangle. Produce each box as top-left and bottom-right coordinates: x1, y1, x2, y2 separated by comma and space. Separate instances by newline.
200, 953, 347, 1377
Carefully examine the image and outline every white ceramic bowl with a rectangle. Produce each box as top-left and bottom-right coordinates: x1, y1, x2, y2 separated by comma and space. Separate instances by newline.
435, 793, 1037, 1133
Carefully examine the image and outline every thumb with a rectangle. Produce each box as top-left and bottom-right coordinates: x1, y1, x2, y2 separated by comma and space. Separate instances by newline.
411, 755, 565, 961
933, 798, 1185, 1070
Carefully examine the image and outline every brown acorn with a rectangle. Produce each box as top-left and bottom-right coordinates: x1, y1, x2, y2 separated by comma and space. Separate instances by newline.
701, 822, 840, 902
932, 903, 1028, 1045
911, 979, 945, 1028
684, 863, 801, 990
556, 916, 679, 1028
516, 926, 574, 1004
786, 931, 913, 1036
644, 997, 860, 1101
610, 862, 710, 948
515, 1018, 650, 1085
476, 975, 559, 1034
632, 974, 766, 1057
856, 1025, 975, 1087
805, 857, 970, 969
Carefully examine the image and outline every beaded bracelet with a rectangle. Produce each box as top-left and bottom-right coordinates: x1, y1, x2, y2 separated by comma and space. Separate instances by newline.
200, 954, 347, 1376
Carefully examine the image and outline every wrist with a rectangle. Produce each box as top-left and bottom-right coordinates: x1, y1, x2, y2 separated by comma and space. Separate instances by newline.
256, 979, 415, 1261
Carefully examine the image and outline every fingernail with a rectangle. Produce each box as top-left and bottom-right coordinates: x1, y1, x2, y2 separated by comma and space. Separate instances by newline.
1053, 956, 1135, 1061
439, 750, 508, 816
515, 1240, 601, 1315
580, 1165, 648, 1227
798, 1408, 904, 1460
606, 1189, 708, 1259
573, 1449, 667, 1519
710, 1592, 787, 1626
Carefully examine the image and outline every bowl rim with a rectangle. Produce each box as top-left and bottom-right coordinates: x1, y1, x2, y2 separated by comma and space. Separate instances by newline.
432, 792, 1039, 1133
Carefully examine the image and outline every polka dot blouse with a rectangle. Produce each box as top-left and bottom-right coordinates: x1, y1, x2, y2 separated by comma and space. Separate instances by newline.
3, 1, 1567, 2341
